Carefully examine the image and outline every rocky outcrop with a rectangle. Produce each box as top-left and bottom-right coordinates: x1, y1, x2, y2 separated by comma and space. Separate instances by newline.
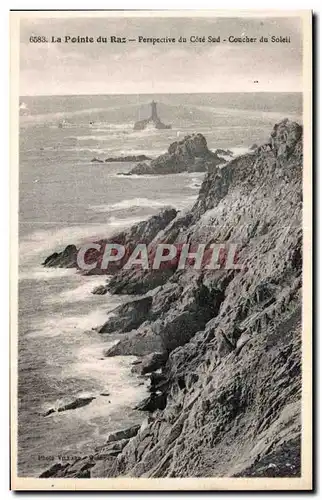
92, 285, 108, 295
91, 157, 104, 163
131, 351, 168, 375
105, 155, 151, 162
42, 397, 96, 417
105, 425, 141, 443
215, 148, 234, 157
98, 296, 152, 334
42, 207, 177, 273
41, 119, 304, 479
128, 134, 225, 176
42, 244, 78, 269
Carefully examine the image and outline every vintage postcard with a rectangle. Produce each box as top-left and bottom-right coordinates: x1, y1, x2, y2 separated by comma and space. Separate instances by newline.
10, 10, 312, 491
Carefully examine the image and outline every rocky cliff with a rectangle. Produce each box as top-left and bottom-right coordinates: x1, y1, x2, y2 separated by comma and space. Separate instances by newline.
41, 118, 303, 478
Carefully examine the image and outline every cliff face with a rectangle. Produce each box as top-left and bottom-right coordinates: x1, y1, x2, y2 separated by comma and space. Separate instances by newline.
41, 119, 303, 478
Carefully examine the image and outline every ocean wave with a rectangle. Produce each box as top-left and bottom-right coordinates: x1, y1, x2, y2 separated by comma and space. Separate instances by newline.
19, 223, 131, 266
20, 108, 131, 124
187, 174, 205, 190
107, 215, 146, 227
89, 198, 169, 213
25, 309, 112, 340
44, 276, 109, 305
19, 267, 77, 281
230, 146, 252, 156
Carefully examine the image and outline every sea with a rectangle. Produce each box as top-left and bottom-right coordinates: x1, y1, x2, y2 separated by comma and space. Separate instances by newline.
18, 93, 302, 476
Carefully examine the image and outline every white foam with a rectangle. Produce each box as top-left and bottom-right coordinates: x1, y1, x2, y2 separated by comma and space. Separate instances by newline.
230, 147, 252, 156
19, 223, 123, 265
44, 276, 109, 304
19, 267, 77, 281
188, 176, 204, 190
89, 198, 168, 213
60, 344, 148, 415
26, 308, 111, 339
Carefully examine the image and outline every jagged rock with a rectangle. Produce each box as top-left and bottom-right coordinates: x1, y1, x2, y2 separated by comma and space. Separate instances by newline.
107, 268, 174, 295
249, 143, 258, 151
42, 408, 55, 417
39, 463, 70, 478
215, 148, 234, 157
134, 392, 167, 412
104, 327, 165, 357
96, 438, 130, 457
42, 208, 177, 272
270, 118, 302, 164
131, 351, 168, 375
92, 285, 107, 295
128, 134, 225, 176
91, 157, 104, 163
42, 244, 78, 268
57, 397, 95, 413
98, 296, 152, 334
105, 424, 141, 443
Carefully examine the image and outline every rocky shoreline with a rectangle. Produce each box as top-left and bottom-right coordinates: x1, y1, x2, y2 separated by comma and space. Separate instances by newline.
40, 118, 303, 478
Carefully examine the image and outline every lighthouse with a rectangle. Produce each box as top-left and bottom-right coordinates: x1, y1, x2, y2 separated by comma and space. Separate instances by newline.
151, 100, 158, 121
133, 100, 171, 130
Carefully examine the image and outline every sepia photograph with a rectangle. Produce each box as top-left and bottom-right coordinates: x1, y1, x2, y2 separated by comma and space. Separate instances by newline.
10, 10, 312, 490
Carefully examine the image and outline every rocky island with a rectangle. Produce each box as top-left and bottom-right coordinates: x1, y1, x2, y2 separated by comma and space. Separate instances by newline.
41, 119, 303, 478
126, 133, 226, 175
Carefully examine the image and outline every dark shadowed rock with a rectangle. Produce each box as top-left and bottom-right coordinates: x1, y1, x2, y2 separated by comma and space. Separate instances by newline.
135, 392, 167, 412
131, 351, 169, 375
105, 155, 151, 162
42, 408, 56, 417
40, 463, 70, 478
128, 134, 225, 176
91, 157, 104, 163
215, 148, 234, 157
98, 296, 152, 334
106, 424, 141, 443
57, 397, 95, 413
42, 207, 177, 272
92, 285, 107, 295
42, 244, 78, 268
104, 327, 165, 357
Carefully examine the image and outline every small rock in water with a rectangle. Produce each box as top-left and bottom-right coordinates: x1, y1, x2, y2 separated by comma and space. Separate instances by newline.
57, 397, 96, 413
91, 157, 104, 163
42, 408, 56, 417
100, 392, 110, 397
92, 285, 107, 295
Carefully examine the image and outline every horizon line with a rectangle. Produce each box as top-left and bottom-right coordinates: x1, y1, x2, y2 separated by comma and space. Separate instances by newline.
20, 90, 303, 98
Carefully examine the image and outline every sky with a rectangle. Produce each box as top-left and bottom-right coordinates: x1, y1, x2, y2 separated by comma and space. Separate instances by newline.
19, 16, 303, 95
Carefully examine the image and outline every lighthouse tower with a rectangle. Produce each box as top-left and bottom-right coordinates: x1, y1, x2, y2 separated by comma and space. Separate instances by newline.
134, 100, 171, 130
151, 100, 158, 121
